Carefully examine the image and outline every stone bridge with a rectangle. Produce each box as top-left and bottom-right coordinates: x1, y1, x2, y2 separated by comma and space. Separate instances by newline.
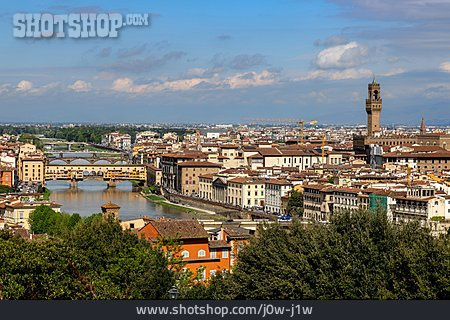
47, 152, 129, 165
45, 164, 147, 188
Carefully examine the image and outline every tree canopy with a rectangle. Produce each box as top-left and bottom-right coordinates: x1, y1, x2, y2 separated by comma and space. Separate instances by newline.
222, 210, 450, 299
286, 189, 303, 216
3, 208, 450, 300
0, 217, 174, 299
29, 205, 81, 236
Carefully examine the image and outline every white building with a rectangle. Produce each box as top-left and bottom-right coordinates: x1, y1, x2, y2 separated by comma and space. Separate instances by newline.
265, 179, 292, 214
101, 132, 131, 151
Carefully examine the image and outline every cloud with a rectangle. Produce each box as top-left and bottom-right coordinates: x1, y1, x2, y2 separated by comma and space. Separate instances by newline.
225, 70, 277, 88
217, 34, 232, 41
439, 62, 450, 72
98, 47, 112, 58
422, 83, 450, 99
16, 80, 33, 92
229, 54, 266, 70
117, 44, 148, 59
299, 68, 373, 80
332, 0, 450, 21
0, 83, 13, 94
314, 41, 369, 69
380, 68, 406, 76
107, 51, 186, 73
68, 80, 92, 92
111, 69, 279, 94
112, 77, 205, 93
185, 68, 208, 77
314, 35, 349, 47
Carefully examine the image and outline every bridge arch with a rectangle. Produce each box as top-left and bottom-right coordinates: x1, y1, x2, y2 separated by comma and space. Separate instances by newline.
70, 159, 91, 165
49, 159, 67, 165
93, 159, 111, 165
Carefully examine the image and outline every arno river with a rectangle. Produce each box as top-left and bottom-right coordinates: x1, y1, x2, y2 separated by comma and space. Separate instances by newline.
46, 180, 192, 221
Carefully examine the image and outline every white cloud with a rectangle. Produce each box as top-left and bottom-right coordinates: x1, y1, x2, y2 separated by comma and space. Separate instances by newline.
225, 70, 277, 88
112, 78, 139, 93
111, 70, 279, 94
422, 83, 450, 99
315, 41, 369, 69
16, 80, 33, 92
439, 62, 450, 72
68, 80, 92, 92
299, 68, 373, 80
186, 68, 208, 77
380, 68, 406, 76
0, 83, 13, 94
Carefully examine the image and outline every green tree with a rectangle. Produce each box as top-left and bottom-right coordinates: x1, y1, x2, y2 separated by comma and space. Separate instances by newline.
0, 185, 14, 194
29, 205, 60, 235
0, 233, 93, 299
66, 217, 174, 299
0, 218, 174, 299
29, 205, 82, 236
224, 209, 450, 299
286, 189, 303, 216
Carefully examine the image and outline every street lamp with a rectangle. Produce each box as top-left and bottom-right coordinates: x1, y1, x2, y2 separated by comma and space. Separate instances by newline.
168, 285, 179, 300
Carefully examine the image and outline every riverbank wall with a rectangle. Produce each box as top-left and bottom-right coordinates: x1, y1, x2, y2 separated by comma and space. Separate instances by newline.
161, 189, 276, 221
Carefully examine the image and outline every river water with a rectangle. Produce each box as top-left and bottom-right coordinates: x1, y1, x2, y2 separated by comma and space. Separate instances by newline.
46, 180, 192, 221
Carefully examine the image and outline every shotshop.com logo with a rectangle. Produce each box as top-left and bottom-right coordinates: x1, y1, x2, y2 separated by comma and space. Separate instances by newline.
13, 13, 149, 38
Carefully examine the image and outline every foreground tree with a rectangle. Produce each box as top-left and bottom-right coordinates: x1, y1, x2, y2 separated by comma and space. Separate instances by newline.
224, 210, 450, 299
0, 218, 174, 299
0, 231, 92, 299
66, 217, 174, 299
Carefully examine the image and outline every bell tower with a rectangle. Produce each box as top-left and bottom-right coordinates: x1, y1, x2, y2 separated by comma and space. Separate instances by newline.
365, 78, 382, 137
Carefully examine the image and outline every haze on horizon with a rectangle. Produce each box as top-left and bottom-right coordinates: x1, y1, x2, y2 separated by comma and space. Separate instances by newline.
0, 0, 449, 125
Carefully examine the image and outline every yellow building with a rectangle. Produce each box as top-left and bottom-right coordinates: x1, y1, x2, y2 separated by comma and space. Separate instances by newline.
18, 143, 45, 184
4, 201, 61, 230
19, 156, 46, 183
227, 177, 265, 209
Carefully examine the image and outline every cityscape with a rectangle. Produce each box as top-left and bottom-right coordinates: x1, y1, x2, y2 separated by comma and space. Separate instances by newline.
1, 0, 450, 310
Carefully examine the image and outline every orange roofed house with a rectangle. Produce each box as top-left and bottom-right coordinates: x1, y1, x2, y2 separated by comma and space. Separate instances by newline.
138, 219, 231, 279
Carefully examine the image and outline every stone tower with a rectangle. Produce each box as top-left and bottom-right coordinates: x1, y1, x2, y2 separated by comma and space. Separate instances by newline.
365, 78, 382, 137
101, 202, 120, 221
420, 116, 426, 134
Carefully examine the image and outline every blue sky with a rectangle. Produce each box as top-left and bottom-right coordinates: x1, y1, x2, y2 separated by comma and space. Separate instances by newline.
0, 0, 450, 125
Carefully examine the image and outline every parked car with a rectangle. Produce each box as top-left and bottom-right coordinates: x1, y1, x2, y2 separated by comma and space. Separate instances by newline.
277, 215, 292, 222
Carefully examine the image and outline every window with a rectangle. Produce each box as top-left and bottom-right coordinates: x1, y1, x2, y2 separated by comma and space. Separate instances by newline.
199, 268, 206, 280
198, 249, 206, 257
181, 250, 190, 258
222, 250, 228, 258
210, 250, 217, 258
210, 270, 216, 278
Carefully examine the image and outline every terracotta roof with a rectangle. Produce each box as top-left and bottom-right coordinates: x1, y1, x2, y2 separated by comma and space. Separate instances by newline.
101, 202, 120, 209
178, 161, 221, 167
208, 240, 231, 249
199, 173, 214, 179
150, 219, 209, 239
265, 179, 292, 185
224, 226, 252, 239
228, 177, 266, 184
257, 148, 282, 156
161, 152, 207, 159
248, 154, 263, 159
220, 144, 239, 149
